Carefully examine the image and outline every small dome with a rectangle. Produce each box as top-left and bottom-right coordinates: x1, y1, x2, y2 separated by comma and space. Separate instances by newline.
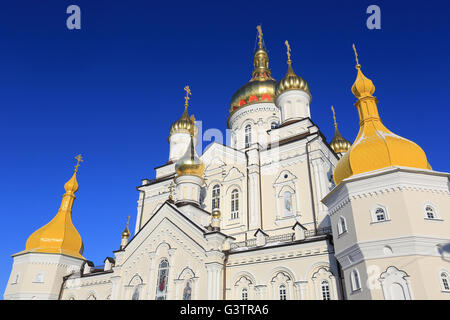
330, 128, 351, 154
169, 107, 197, 136
275, 63, 311, 97
175, 136, 205, 178
351, 64, 375, 99
64, 172, 79, 194
330, 106, 351, 154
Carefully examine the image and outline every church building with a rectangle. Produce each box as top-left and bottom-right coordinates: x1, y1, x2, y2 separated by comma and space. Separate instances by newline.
4, 27, 450, 300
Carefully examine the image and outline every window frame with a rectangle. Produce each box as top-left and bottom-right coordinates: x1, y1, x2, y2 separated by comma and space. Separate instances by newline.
155, 259, 170, 300
338, 216, 347, 235
321, 280, 331, 300
279, 284, 287, 300
440, 271, 450, 292
350, 268, 361, 292
212, 184, 220, 210
241, 288, 248, 300
423, 203, 442, 221
244, 124, 252, 149
230, 189, 239, 220
370, 205, 390, 224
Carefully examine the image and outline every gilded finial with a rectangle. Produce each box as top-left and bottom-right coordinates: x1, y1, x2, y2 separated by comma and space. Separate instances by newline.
352, 43, 361, 69
74, 154, 83, 173
121, 215, 130, 239
168, 182, 174, 202
184, 85, 191, 109
285, 40, 291, 64
257, 25, 263, 49
331, 106, 338, 129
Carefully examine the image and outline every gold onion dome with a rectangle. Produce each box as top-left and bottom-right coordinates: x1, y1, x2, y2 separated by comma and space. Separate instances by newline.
121, 216, 131, 239
21, 156, 85, 259
330, 106, 351, 154
229, 26, 277, 113
275, 41, 311, 98
175, 134, 205, 178
333, 45, 431, 185
169, 86, 198, 137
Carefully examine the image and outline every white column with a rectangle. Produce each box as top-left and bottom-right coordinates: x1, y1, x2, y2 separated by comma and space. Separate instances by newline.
205, 263, 223, 300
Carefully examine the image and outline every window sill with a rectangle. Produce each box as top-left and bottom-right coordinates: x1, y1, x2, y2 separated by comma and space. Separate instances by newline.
276, 214, 300, 221
370, 219, 391, 225
424, 218, 444, 222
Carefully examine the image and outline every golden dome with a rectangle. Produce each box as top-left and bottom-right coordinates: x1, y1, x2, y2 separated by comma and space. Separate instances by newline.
169, 106, 198, 136
229, 26, 276, 113
330, 106, 351, 154
333, 46, 431, 185
121, 216, 131, 239
175, 135, 205, 178
21, 168, 85, 259
275, 41, 311, 97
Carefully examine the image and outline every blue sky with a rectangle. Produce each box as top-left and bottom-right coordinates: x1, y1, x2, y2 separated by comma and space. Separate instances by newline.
1, 0, 449, 295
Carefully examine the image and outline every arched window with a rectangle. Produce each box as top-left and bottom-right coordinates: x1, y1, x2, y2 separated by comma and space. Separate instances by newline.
283, 191, 293, 216
375, 207, 386, 222
87, 294, 96, 300
245, 124, 252, 148
425, 205, 436, 219
212, 185, 220, 209
441, 272, 450, 292
338, 216, 347, 235
351, 269, 361, 292
241, 288, 248, 300
231, 189, 239, 219
183, 280, 192, 300
321, 280, 331, 300
271, 122, 278, 129
279, 285, 287, 300
156, 259, 169, 300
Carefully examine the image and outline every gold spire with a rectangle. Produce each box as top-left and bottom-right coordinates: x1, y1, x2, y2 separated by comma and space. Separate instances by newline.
333, 46, 431, 185
330, 106, 351, 154
251, 25, 274, 82
169, 86, 198, 137
19, 156, 85, 259
229, 26, 276, 114
257, 25, 263, 49
121, 216, 131, 239
275, 40, 311, 97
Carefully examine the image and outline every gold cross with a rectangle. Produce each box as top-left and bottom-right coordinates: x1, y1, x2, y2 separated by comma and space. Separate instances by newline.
331, 106, 338, 128
184, 85, 191, 108
352, 43, 360, 67
285, 40, 291, 62
257, 25, 263, 48
126, 215, 130, 227
74, 154, 83, 172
